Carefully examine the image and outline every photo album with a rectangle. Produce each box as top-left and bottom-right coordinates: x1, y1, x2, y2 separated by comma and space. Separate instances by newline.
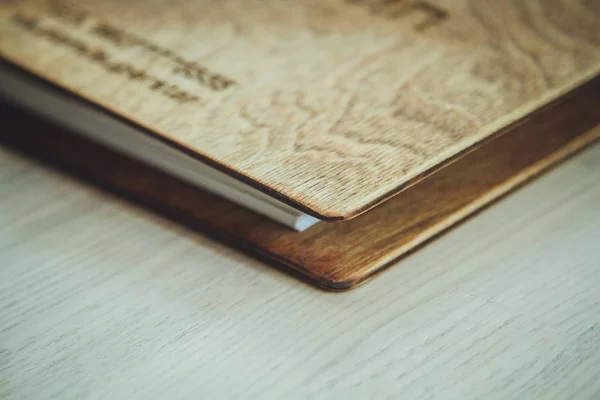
1, 0, 599, 289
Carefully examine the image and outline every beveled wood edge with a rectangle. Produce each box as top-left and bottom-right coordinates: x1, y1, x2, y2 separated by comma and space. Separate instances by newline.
329, 131, 600, 291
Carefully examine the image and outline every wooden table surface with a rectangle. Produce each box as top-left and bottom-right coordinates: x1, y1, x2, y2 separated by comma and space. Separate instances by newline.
1, 142, 600, 400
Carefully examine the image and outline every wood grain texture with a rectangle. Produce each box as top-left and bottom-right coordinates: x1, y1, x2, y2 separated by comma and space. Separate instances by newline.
0, 0, 599, 218
2, 76, 599, 290
1, 140, 600, 399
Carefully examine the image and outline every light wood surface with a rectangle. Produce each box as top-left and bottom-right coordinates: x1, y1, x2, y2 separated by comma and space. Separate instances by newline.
1, 141, 600, 399
1, 0, 600, 218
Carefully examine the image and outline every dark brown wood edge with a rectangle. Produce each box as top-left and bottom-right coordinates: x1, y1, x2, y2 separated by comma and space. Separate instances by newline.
339, 136, 599, 291
320, 88, 600, 289
2, 57, 598, 221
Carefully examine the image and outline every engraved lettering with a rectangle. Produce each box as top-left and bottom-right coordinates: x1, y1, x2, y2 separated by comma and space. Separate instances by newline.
172, 64, 195, 80
11, 12, 40, 30
45, 29, 70, 44
10, 12, 201, 104
72, 41, 90, 55
89, 49, 108, 62
87, 19, 236, 91
91, 23, 129, 46
124, 66, 147, 81
210, 75, 236, 92
149, 79, 166, 91
47, 0, 89, 26
39, 1, 237, 92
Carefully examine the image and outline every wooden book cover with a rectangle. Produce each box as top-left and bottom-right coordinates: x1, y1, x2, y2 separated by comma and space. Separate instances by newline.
1, 0, 599, 221
1, 0, 600, 290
